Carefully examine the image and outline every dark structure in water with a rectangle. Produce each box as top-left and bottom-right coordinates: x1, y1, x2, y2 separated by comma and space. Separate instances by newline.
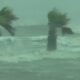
47, 9, 70, 51
47, 23, 57, 51
0, 7, 18, 36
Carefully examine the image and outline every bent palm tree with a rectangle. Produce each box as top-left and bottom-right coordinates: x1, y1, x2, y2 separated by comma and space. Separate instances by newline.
47, 9, 70, 51
0, 7, 18, 36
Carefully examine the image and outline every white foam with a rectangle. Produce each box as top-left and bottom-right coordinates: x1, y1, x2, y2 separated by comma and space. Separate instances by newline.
0, 36, 15, 41
0, 35, 80, 62
28, 35, 47, 40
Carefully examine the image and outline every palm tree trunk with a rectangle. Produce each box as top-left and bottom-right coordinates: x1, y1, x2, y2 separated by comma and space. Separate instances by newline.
47, 23, 57, 51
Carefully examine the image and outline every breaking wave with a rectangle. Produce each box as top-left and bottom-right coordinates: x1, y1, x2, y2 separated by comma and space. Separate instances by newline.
0, 34, 80, 62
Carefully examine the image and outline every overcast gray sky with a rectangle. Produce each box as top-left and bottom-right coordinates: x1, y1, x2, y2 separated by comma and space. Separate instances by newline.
0, 0, 80, 26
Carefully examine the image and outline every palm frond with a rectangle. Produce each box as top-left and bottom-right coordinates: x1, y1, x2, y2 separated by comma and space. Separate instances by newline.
0, 7, 18, 36
48, 9, 70, 26
0, 7, 18, 25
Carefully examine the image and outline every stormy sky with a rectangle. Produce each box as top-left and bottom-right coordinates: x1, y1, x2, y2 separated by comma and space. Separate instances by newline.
0, 0, 80, 26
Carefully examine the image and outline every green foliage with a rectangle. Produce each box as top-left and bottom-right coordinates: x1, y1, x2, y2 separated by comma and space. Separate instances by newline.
48, 8, 70, 26
0, 7, 18, 25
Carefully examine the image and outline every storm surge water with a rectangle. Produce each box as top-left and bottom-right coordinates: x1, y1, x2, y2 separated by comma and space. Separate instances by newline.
0, 31, 80, 62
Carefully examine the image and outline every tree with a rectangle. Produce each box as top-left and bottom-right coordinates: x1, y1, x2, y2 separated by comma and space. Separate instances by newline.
48, 9, 70, 27
47, 8, 70, 51
0, 7, 18, 36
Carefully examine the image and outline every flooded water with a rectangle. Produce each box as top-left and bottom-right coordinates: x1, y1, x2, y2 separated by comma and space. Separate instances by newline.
0, 26, 80, 62
0, 25, 79, 80
1, 0, 80, 79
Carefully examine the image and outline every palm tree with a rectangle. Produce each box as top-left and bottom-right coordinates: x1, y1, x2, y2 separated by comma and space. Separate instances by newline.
47, 9, 70, 51
0, 7, 18, 36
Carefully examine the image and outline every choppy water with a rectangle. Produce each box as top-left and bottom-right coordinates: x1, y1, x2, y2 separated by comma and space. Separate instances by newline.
1, 26, 80, 80
0, 32, 80, 62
